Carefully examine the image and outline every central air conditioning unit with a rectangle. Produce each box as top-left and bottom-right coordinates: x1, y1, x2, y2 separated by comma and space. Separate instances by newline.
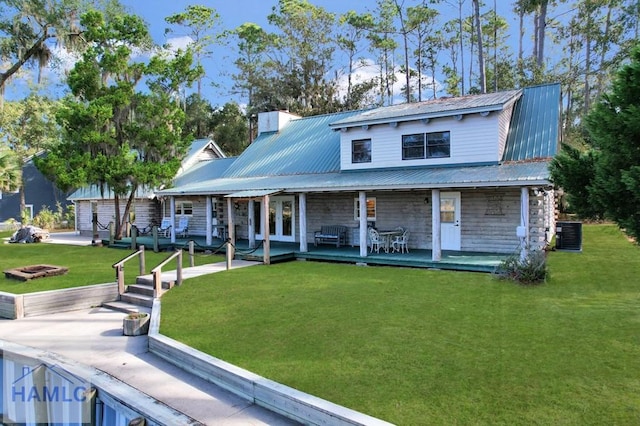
555, 221, 582, 252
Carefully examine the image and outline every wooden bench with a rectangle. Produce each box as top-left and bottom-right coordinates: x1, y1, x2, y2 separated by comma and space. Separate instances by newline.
314, 225, 348, 247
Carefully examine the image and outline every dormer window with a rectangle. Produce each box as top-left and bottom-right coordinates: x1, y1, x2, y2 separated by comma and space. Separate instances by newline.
402, 131, 450, 160
352, 139, 372, 163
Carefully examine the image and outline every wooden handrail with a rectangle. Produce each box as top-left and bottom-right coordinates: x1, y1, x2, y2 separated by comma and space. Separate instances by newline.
112, 246, 146, 295
150, 249, 183, 297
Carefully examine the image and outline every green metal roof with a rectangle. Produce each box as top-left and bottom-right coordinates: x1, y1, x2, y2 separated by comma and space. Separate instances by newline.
222, 110, 363, 178
158, 161, 552, 196
503, 83, 561, 161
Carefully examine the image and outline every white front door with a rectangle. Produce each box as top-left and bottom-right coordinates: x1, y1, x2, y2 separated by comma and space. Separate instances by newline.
440, 192, 461, 250
262, 196, 295, 242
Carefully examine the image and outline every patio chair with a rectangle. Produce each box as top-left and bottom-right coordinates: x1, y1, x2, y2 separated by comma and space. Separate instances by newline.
158, 217, 172, 237
175, 216, 189, 238
391, 229, 410, 254
368, 227, 383, 253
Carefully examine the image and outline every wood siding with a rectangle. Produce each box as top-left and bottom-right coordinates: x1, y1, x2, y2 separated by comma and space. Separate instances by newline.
76, 198, 159, 237
340, 113, 501, 171
497, 104, 514, 159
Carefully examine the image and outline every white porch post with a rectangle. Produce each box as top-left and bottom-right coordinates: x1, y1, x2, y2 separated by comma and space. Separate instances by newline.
431, 189, 441, 262
170, 196, 176, 243
299, 193, 308, 252
359, 191, 368, 257
248, 199, 256, 249
206, 195, 212, 246
263, 194, 271, 265
520, 187, 530, 261
227, 197, 235, 260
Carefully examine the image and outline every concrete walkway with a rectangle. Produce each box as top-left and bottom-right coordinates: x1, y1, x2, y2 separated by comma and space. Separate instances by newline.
2, 232, 297, 425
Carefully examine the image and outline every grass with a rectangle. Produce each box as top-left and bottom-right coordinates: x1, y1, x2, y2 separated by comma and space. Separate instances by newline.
0, 241, 224, 294
160, 224, 640, 425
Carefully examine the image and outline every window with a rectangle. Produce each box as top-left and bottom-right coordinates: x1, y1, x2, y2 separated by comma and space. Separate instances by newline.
402, 134, 425, 160
175, 201, 193, 216
354, 197, 376, 221
352, 139, 372, 163
402, 131, 450, 160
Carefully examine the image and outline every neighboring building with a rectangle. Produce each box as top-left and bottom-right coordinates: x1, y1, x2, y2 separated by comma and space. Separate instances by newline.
0, 153, 72, 224
156, 84, 561, 261
68, 138, 228, 237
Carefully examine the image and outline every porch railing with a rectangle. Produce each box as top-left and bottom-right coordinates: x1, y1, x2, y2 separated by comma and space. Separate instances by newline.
112, 246, 146, 295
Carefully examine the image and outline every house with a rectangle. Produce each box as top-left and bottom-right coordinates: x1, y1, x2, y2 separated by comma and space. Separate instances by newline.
155, 83, 560, 263
68, 138, 228, 238
0, 153, 72, 225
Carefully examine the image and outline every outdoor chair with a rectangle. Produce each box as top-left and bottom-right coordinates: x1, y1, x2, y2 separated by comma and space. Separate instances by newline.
368, 227, 383, 253
175, 216, 190, 238
391, 229, 410, 254
158, 217, 172, 237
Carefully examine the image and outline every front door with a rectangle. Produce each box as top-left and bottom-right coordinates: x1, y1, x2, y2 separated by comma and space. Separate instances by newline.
265, 196, 295, 242
440, 192, 461, 250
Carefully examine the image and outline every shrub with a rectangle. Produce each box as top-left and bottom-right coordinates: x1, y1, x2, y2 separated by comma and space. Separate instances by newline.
495, 248, 548, 285
33, 206, 58, 230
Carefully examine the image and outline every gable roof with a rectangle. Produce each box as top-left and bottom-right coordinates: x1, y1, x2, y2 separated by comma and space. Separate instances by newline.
330, 89, 521, 129
68, 138, 227, 201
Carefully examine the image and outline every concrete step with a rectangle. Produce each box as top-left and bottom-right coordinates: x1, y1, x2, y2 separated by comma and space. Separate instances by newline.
120, 292, 154, 308
126, 284, 155, 297
102, 300, 143, 314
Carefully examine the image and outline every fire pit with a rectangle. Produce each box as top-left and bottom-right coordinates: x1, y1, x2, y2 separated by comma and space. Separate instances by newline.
4, 265, 69, 281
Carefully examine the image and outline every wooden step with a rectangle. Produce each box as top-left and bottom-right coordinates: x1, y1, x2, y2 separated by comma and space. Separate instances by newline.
135, 276, 174, 289
102, 301, 142, 314
126, 284, 155, 297
120, 292, 154, 308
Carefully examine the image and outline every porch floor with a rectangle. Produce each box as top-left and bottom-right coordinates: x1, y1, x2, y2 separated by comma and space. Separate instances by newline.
105, 235, 509, 273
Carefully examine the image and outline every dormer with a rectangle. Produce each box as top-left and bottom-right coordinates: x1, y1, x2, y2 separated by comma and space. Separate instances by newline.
330, 90, 522, 171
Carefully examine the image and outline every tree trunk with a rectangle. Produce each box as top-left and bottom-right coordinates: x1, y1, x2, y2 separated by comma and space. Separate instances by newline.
459, 0, 465, 95
536, 2, 548, 68
473, 0, 486, 93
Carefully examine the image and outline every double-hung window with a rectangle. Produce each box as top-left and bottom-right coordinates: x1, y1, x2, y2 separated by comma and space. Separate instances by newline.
402, 131, 450, 160
175, 201, 193, 216
352, 139, 372, 163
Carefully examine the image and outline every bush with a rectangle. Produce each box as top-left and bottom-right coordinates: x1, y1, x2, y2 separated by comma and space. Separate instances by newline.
32, 206, 58, 230
495, 248, 548, 285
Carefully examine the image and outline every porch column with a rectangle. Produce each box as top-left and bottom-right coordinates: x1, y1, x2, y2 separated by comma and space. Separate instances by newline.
299, 193, 308, 252
227, 197, 235, 260
520, 187, 530, 261
263, 194, 271, 265
206, 195, 212, 246
359, 191, 368, 257
248, 199, 256, 249
431, 189, 441, 261
170, 196, 176, 244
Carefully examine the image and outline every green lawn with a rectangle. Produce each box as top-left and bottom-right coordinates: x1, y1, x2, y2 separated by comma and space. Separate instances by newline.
0, 242, 224, 294
160, 224, 640, 425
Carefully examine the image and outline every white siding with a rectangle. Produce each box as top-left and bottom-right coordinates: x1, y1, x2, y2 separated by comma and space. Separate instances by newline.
497, 104, 514, 159
340, 113, 501, 170
76, 198, 158, 237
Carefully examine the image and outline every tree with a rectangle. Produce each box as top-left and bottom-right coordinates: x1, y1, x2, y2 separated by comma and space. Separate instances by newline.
0, 145, 20, 193
165, 5, 222, 98
337, 11, 375, 109
183, 93, 214, 139
231, 22, 272, 114
211, 102, 249, 156
584, 44, 640, 241
265, 0, 340, 115
37, 10, 200, 239
0, 94, 59, 214
472, 0, 486, 93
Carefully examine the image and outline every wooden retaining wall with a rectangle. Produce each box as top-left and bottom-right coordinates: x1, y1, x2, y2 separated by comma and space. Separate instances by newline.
0, 283, 118, 319
148, 300, 392, 426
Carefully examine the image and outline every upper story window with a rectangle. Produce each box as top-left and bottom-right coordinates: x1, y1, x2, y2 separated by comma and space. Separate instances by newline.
175, 201, 193, 216
402, 131, 450, 160
352, 139, 372, 163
